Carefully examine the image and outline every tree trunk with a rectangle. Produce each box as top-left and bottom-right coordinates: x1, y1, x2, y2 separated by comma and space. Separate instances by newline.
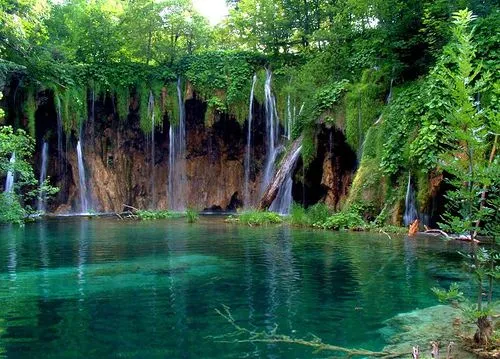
474, 316, 493, 346
258, 137, 302, 210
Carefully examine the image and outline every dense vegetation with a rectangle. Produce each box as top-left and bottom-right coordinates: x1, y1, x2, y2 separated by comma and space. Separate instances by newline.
1, 0, 498, 229
0, 0, 499, 351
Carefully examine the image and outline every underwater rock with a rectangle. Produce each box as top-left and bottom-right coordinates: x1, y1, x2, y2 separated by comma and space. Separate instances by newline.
380, 305, 476, 358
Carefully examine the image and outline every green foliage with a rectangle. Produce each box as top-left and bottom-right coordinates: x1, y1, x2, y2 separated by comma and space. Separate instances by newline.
432, 282, 465, 304
235, 211, 283, 226
136, 210, 183, 220
345, 70, 384, 153
290, 202, 331, 227
186, 208, 199, 223
24, 87, 37, 137
115, 87, 130, 121
0, 126, 58, 224
0, 193, 26, 225
182, 51, 264, 124
319, 211, 366, 231
436, 9, 498, 239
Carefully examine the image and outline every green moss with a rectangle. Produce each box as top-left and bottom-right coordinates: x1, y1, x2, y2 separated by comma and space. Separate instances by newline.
24, 87, 36, 137
165, 82, 180, 126
345, 70, 384, 153
116, 86, 130, 121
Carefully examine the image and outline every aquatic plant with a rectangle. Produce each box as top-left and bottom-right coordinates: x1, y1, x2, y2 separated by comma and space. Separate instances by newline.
236, 211, 283, 226
186, 208, 199, 223
136, 210, 183, 220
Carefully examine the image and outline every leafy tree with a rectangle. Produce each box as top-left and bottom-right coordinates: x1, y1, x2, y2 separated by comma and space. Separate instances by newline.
437, 9, 498, 240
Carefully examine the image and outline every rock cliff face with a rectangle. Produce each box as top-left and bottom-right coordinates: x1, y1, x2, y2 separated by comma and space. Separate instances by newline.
35, 91, 270, 213
30, 89, 359, 214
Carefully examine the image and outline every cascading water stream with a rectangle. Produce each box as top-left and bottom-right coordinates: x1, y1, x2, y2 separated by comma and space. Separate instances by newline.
37, 142, 49, 212
148, 91, 156, 207
269, 145, 302, 215
403, 172, 418, 226
243, 74, 257, 208
4, 153, 15, 193
55, 95, 63, 173
76, 140, 89, 213
261, 69, 280, 195
286, 94, 292, 140
168, 77, 186, 210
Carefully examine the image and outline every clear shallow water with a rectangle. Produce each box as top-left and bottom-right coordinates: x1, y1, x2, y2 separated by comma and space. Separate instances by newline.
0, 218, 473, 358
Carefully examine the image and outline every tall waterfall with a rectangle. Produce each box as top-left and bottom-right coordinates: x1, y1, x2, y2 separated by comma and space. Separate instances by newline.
37, 142, 49, 212
261, 69, 280, 194
269, 145, 302, 215
76, 140, 89, 213
285, 94, 292, 140
168, 77, 186, 210
243, 74, 257, 208
403, 172, 418, 226
148, 91, 156, 207
55, 95, 63, 172
4, 153, 15, 193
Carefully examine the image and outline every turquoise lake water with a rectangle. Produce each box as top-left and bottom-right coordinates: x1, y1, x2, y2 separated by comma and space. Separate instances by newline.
0, 218, 473, 358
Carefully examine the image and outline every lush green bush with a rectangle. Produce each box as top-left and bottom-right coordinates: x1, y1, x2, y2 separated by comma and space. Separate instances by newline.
237, 211, 283, 226
289, 203, 308, 226
319, 211, 366, 231
186, 209, 199, 223
0, 193, 26, 225
136, 210, 183, 220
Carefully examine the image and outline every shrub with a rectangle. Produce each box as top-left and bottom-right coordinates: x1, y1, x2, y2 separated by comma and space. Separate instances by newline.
136, 210, 183, 220
319, 211, 366, 230
238, 211, 283, 226
186, 208, 199, 223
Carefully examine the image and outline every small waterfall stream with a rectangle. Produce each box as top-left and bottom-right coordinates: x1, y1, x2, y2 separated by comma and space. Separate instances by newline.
243, 74, 257, 208
261, 69, 280, 195
148, 91, 156, 207
55, 95, 63, 173
76, 140, 89, 213
4, 153, 15, 193
269, 145, 302, 214
403, 172, 418, 226
168, 77, 187, 210
37, 142, 49, 212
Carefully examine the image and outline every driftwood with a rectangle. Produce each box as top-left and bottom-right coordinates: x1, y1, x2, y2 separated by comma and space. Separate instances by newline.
211, 305, 406, 358
423, 227, 480, 243
258, 137, 303, 210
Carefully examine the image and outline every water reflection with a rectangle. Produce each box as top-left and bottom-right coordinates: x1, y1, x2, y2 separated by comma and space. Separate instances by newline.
0, 218, 475, 358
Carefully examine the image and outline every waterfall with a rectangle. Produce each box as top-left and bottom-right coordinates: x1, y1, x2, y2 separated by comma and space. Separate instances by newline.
149, 91, 156, 207
4, 153, 15, 193
37, 142, 49, 212
243, 74, 257, 208
261, 69, 280, 194
55, 95, 63, 173
269, 145, 302, 215
168, 77, 186, 210
76, 140, 89, 213
286, 94, 292, 140
403, 172, 418, 226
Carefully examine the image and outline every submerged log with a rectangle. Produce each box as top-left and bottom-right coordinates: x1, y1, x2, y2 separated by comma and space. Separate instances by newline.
258, 137, 303, 210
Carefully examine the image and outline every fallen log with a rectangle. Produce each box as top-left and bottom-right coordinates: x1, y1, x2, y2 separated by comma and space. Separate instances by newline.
258, 137, 303, 210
